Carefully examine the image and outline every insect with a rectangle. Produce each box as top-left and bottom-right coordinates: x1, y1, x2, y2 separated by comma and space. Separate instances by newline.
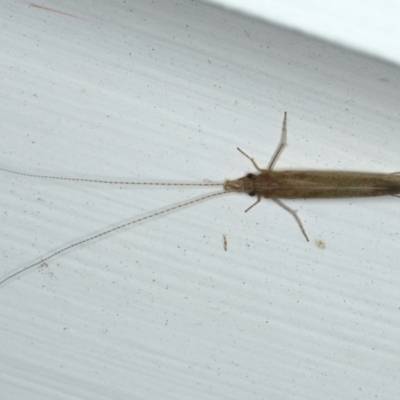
1, 112, 399, 287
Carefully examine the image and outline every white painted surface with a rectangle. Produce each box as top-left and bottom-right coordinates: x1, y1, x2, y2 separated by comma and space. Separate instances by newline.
1, 1, 400, 399
206, 0, 400, 65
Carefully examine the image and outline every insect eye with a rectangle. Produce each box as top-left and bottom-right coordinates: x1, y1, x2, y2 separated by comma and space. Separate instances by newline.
248, 191, 256, 197
246, 173, 255, 179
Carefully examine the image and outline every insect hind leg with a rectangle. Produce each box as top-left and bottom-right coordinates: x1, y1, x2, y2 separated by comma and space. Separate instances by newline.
272, 198, 309, 241
236, 112, 289, 172
267, 112, 288, 171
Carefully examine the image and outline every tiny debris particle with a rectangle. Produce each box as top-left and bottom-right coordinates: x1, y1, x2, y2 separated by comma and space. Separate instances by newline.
223, 234, 228, 251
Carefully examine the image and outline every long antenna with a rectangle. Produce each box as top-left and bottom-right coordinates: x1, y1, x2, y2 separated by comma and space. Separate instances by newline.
0, 167, 223, 186
0, 190, 229, 288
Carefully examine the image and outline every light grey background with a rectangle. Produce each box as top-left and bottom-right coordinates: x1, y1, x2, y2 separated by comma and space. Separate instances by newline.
205, 0, 400, 65
1, 1, 400, 399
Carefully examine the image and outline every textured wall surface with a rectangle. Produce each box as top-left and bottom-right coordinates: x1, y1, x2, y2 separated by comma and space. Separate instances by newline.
1, 1, 400, 399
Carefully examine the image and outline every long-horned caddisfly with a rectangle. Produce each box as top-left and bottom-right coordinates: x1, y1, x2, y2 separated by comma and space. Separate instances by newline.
1, 112, 400, 287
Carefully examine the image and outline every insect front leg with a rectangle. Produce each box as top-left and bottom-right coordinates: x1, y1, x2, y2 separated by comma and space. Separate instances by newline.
236, 148, 262, 171
244, 195, 261, 213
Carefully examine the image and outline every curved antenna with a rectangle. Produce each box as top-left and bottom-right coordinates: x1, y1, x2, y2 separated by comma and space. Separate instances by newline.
0, 190, 229, 288
0, 167, 223, 187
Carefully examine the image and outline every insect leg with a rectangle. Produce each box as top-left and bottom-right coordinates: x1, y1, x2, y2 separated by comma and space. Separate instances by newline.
244, 195, 261, 212
236, 112, 288, 172
267, 112, 288, 171
236, 148, 262, 172
272, 198, 309, 241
